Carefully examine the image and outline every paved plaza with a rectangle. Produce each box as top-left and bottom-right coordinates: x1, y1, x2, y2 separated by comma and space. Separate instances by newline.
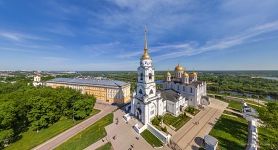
105, 109, 171, 150
34, 98, 227, 150
171, 98, 228, 150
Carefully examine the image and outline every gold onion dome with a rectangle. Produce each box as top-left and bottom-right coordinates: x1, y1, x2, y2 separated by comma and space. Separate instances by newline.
166, 71, 171, 76
141, 49, 151, 60
175, 64, 184, 71
190, 72, 198, 77
141, 26, 151, 60
183, 72, 189, 77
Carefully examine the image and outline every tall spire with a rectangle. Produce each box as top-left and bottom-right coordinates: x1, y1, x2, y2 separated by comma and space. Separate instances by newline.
144, 26, 148, 50
141, 26, 151, 60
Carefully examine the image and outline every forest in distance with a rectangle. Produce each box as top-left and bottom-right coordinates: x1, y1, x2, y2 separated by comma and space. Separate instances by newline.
79, 70, 278, 101
1, 70, 277, 101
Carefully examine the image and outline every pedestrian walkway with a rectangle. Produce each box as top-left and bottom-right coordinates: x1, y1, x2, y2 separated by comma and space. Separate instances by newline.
105, 109, 154, 150
225, 108, 243, 116
33, 103, 117, 150
171, 98, 228, 150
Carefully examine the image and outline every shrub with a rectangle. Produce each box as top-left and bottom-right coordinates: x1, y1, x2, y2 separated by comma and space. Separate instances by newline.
151, 117, 160, 126
162, 126, 167, 133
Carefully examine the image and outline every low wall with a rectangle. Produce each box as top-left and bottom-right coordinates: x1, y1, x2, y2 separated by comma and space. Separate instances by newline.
147, 124, 171, 144
246, 120, 258, 150
134, 124, 147, 134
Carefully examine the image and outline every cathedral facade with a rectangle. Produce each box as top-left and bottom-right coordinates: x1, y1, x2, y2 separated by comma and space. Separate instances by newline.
130, 29, 208, 125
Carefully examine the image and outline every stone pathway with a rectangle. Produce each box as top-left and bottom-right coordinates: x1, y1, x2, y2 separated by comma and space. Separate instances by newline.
33, 103, 117, 150
171, 98, 228, 150
225, 108, 243, 116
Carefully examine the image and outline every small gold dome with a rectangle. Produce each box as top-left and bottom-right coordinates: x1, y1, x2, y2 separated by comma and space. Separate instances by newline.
141, 49, 151, 60
166, 71, 171, 76
175, 64, 184, 71
183, 72, 189, 77
190, 72, 198, 77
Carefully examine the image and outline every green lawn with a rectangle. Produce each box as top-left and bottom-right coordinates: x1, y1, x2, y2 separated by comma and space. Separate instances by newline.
258, 126, 278, 149
215, 96, 243, 112
227, 100, 242, 112
185, 107, 200, 116
163, 113, 191, 131
5, 109, 101, 150
55, 113, 113, 150
96, 142, 112, 150
141, 129, 163, 147
209, 114, 248, 150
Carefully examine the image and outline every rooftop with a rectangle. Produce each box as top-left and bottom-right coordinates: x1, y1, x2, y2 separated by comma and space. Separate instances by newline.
204, 135, 218, 146
161, 90, 180, 102
46, 78, 129, 88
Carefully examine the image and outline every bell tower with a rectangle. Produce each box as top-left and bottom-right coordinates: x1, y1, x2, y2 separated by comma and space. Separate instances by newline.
136, 27, 157, 102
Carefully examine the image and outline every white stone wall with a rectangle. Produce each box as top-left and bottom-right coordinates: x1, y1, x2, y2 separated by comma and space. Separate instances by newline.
147, 123, 171, 144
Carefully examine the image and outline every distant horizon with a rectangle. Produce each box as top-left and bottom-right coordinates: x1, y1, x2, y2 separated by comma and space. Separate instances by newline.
1, 69, 278, 72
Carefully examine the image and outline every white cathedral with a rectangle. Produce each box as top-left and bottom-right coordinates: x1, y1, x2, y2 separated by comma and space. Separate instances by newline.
130, 29, 209, 125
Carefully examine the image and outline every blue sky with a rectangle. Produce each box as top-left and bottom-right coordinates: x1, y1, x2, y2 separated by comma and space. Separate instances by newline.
0, 0, 278, 71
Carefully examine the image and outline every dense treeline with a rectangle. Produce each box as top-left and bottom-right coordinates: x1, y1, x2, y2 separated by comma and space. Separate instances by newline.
0, 82, 95, 148
76, 71, 278, 100
198, 74, 278, 100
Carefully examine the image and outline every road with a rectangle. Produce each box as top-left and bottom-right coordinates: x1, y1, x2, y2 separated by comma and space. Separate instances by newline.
32, 103, 117, 150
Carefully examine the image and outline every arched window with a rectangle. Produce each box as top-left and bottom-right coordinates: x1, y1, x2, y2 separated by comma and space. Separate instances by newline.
149, 73, 152, 80
140, 73, 143, 80
139, 89, 143, 94
150, 89, 153, 95
190, 88, 193, 93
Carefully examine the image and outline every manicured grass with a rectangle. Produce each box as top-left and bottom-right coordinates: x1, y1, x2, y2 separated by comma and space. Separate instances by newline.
209, 114, 248, 150
96, 142, 112, 150
258, 127, 278, 150
216, 97, 243, 112
141, 129, 163, 147
55, 113, 113, 150
163, 113, 178, 126
91, 109, 101, 116
227, 100, 242, 112
163, 113, 191, 131
185, 107, 200, 116
5, 109, 101, 150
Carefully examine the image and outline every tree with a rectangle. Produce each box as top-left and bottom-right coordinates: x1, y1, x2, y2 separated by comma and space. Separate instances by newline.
0, 129, 14, 148
73, 98, 94, 119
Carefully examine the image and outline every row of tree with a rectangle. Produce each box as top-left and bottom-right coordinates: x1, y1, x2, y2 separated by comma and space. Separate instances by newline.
0, 81, 95, 148
198, 74, 278, 100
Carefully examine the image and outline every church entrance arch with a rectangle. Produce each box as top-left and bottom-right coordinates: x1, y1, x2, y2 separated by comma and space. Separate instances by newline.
135, 107, 142, 120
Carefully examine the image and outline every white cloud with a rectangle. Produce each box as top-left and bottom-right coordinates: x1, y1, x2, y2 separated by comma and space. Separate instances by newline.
43, 23, 75, 36
0, 31, 47, 42
153, 20, 278, 61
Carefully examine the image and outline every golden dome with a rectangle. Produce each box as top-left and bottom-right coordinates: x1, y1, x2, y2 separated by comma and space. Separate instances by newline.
166, 71, 171, 76
141, 49, 151, 60
175, 64, 184, 71
141, 27, 151, 60
183, 72, 189, 77
190, 72, 198, 77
